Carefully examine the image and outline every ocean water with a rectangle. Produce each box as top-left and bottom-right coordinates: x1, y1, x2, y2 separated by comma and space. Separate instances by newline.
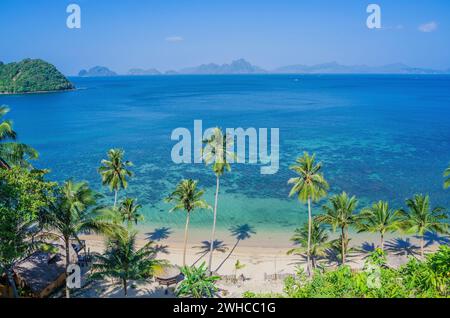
1, 74, 450, 233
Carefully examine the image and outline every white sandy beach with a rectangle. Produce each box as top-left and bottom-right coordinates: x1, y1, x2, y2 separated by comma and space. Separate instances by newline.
77, 227, 440, 298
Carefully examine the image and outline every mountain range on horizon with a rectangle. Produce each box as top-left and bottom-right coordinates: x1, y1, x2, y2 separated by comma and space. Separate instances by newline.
77, 59, 450, 77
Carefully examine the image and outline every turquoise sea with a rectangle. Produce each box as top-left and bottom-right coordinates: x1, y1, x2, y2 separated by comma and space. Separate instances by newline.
1, 75, 450, 234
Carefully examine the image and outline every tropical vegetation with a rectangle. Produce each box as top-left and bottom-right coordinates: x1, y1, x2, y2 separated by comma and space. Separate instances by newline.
0, 59, 74, 94
287, 220, 331, 270
316, 192, 359, 265
99, 149, 133, 207
90, 230, 164, 296
176, 262, 220, 298
358, 201, 403, 251
288, 152, 329, 276
1, 108, 449, 299
400, 194, 448, 258
165, 179, 211, 266
40, 180, 120, 298
202, 127, 234, 274
246, 246, 450, 298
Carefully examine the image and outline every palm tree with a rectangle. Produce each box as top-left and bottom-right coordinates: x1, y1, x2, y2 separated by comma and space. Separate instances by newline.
119, 198, 143, 227
90, 230, 164, 296
358, 201, 403, 251
316, 192, 359, 265
287, 220, 331, 270
165, 179, 211, 266
444, 165, 450, 189
0, 106, 38, 168
202, 128, 234, 274
41, 181, 119, 298
400, 194, 448, 258
99, 149, 133, 207
288, 152, 329, 275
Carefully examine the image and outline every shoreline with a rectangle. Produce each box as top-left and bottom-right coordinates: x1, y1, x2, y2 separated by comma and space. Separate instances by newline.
0, 88, 76, 96
78, 228, 444, 297
80, 226, 438, 270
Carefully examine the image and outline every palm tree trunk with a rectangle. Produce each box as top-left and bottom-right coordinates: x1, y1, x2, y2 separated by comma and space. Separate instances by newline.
65, 237, 71, 298
311, 256, 316, 270
208, 175, 220, 274
6, 268, 18, 298
306, 197, 312, 276
341, 227, 346, 265
123, 278, 128, 296
420, 235, 424, 258
114, 189, 118, 208
380, 233, 384, 251
182, 211, 191, 266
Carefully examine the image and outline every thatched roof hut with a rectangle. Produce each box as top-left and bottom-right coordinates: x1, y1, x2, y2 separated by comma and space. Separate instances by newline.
13, 244, 78, 298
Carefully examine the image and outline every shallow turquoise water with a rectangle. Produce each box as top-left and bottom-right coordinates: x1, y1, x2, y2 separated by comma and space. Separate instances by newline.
1, 74, 450, 232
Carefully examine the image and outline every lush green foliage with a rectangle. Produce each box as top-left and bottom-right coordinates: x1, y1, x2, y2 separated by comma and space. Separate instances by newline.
287, 220, 331, 269
90, 230, 164, 296
0, 167, 55, 271
0, 106, 38, 167
99, 148, 133, 207
400, 194, 448, 257
40, 180, 121, 297
288, 152, 329, 202
0, 167, 55, 220
165, 179, 210, 214
358, 201, 403, 250
247, 247, 450, 298
0, 59, 74, 94
316, 192, 359, 265
166, 179, 211, 265
176, 262, 220, 298
118, 198, 143, 227
288, 152, 329, 275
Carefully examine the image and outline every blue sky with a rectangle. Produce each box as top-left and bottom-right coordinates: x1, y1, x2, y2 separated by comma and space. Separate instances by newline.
1, 0, 449, 75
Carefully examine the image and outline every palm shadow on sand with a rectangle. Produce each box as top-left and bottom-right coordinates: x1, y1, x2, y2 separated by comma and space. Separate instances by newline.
423, 231, 450, 248
146, 227, 172, 242
385, 238, 420, 257
192, 240, 228, 266
215, 224, 256, 272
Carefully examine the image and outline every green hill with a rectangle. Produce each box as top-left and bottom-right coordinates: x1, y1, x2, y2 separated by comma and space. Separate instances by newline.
0, 59, 74, 94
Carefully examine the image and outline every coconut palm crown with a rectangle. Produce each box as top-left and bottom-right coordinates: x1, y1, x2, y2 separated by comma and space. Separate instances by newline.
358, 201, 403, 250
165, 179, 211, 266
99, 148, 133, 207
400, 194, 448, 258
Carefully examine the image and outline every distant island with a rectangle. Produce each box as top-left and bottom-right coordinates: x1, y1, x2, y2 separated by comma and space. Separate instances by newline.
178, 58, 266, 75
128, 68, 161, 76
272, 61, 445, 75
79, 59, 450, 77
0, 59, 74, 94
78, 66, 117, 77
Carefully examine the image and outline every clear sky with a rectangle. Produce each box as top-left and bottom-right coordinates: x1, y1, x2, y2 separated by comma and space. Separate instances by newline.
1, 0, 449, 75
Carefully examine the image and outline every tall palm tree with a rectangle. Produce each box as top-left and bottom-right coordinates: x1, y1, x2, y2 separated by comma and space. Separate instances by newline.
99, 149, 133, 207
118, 198, 143, 227
316, 192, 359, 265
90, 230, 164, 296
41, 181, 119, 298
288, 152, 329, 275
358, 201, 403, 251
287, 220, 331, 270
165, 179, 211, 266
400, 194, 448, 258
444, 165, 450, 189
202, 128, 234, 274
0, 106, 38, 168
